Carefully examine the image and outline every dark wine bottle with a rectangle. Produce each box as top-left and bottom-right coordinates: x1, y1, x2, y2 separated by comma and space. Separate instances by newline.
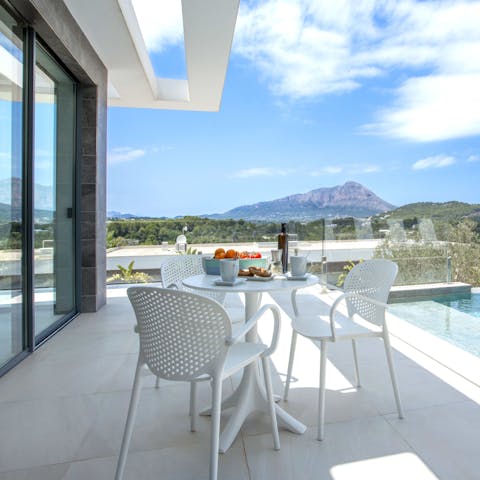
277, 223, 289, 273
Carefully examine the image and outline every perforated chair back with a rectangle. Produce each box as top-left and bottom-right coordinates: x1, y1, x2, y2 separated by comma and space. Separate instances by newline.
161, 255, 226, 304
343, 259, 398, 326
127, 287, 231, 380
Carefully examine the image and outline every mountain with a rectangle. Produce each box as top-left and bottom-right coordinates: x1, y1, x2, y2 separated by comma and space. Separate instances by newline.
107, 211, 140, 220
0, 201, 54, 223
206, 182, 395, 221
107, 211, 162, 220
383, 201, 480, 221
0, 178, 54, 223
0, 177, 53, 211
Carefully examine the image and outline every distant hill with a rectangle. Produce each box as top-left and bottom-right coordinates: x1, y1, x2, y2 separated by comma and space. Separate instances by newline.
0, 177, 54, 223
107, 211, 140, 220
384, 201, 480, 221
107, 211, 163, 220
206, 181, 395, 221
0, 177, 53, 211
0, 201, 54, 223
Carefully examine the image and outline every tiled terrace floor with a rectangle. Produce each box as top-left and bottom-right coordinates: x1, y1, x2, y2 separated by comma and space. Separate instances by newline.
1, 284, 480, 479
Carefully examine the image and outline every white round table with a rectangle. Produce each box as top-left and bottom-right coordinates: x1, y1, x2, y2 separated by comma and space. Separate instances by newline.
183, 273, 319, 453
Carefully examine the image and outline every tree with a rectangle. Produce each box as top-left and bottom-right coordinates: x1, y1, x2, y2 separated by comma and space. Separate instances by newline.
374, 219, 480, 286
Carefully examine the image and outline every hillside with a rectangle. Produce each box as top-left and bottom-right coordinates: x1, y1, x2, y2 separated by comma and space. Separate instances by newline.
207, 181, 394, 221
384, 201, 480, 221
0, 202, 54, 223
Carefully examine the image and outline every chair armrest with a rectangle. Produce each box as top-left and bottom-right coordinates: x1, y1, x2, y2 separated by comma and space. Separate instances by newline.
291, 290, 299, 317
330, 292, 388, 341
226, 304, 281, 357
329, 292, 389, 340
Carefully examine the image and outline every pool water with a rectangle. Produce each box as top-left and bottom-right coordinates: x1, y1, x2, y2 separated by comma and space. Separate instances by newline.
435, 293, 480, 318
389, 293, 480, 358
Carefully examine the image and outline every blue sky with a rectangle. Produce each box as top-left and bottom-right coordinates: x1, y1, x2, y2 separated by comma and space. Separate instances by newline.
107, 0, 480, 218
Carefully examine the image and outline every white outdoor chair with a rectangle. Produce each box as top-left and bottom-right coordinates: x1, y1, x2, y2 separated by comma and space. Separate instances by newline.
161, 254, 227, 304
160, 254, 244, 324
283, 259, 404, 441
175, 234, 187, 252
115, 287, 281, 480
157, 255, 245, 398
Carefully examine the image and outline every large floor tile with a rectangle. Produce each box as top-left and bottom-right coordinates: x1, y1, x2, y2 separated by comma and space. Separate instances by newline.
33, 325, 139, 362
0, 442, 249, 480
244, 417, 438, 480
0, 380, 235, 472
0, 350, 138, 402
0, 463, 69, 480
386, 401, 480, 480
351, 358, 469, 415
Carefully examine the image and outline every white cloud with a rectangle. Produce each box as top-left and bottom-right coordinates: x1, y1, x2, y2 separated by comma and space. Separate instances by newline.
310, 165, 343, 176
468, 154, 480, 162
234, 0, 480, 142
364, 74, 480, 141
108, 147, 146, 164
230, 167, 294, 178
234, 1, 362, 98
412, 155, 456, 170
132, 0, 183, 52
355, 164, 381, 174
310, 163, 380, 176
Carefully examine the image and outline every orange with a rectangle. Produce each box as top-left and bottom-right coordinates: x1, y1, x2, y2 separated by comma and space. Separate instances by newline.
225, 249, 237, 259
214, 247, 225, 256
216, 252, 226, 259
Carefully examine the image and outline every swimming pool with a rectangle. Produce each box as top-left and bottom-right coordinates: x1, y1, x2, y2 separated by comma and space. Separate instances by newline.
389, 293, 480, 358
435, 293, 480, 318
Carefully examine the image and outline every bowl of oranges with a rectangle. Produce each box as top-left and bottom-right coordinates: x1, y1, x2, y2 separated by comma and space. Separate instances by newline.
202, 248, 268, 275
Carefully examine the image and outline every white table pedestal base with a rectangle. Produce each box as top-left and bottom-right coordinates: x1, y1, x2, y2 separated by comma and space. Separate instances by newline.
218, 292, 306, 453
183, 276, 318, 454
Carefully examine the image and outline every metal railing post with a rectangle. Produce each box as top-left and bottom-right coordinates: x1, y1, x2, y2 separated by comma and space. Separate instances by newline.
321, 255, 327, 293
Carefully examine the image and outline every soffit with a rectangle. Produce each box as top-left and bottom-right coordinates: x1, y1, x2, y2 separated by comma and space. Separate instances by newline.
62, 0, 239, 111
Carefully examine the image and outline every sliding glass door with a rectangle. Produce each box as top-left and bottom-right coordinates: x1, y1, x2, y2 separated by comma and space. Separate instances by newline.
33, 43, 76, 338
0, 5, 24, 366
0, 2, 78, 371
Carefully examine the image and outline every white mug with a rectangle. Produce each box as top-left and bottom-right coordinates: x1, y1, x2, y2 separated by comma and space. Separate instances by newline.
220, 259, 239, 283
290, 255, 307, 277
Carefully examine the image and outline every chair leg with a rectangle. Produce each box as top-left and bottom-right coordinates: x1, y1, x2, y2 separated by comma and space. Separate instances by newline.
284, 331, 298, 401
317, 340, 327, 441
190, 381, 197, 432
383, 333, 404, 419
262, 357, 280, 450
115, 359, 144, 480
351, 339, 361, 388
155, 376, 160, 389
210, 377, 223, 480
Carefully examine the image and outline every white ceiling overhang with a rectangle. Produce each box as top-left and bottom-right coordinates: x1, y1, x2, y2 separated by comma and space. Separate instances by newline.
63, 0, 239, 111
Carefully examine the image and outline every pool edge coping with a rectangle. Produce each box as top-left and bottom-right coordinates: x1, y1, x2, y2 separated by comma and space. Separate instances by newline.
387, 308, 480, 389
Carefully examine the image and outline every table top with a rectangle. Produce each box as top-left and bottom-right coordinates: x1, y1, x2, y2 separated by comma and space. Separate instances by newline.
183, 273, 319, 294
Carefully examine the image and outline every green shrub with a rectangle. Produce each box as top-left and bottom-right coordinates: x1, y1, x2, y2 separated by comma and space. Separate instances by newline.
107, 260, 152, 283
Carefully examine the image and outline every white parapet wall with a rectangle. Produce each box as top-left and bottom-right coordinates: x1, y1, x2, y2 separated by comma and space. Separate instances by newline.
106, 239, 382, 272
